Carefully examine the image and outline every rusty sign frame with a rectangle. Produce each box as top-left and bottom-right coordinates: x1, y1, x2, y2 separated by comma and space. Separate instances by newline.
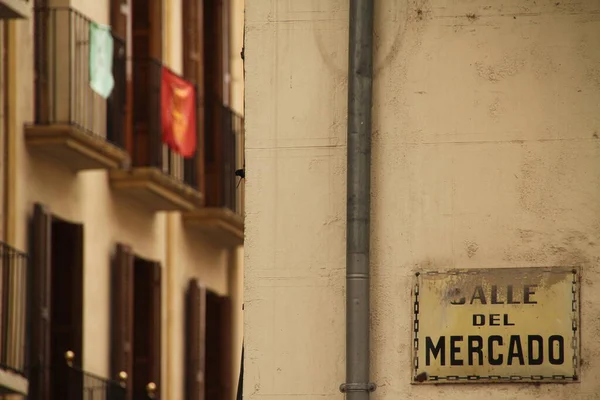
411, 267, 581, 384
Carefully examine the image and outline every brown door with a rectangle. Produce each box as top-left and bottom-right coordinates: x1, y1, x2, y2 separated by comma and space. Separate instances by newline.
221, 0, 231, 105
111, 243, 135, 400
220, 296, 232, 400
203, 0, 224, 207
33, 0, 49, 123
133, 257, 162, 399
131, 0, 162, 167
185, 279, 206, 400
29, 203, 52, 400
110, 0, 133, 151
205, 291, 232, 400
50, 218, 84, 400
182, 0, 206, 195
29, 205, 84, 400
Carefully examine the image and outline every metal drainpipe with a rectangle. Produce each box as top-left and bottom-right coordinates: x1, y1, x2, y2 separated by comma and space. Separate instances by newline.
339, 0, 376, 399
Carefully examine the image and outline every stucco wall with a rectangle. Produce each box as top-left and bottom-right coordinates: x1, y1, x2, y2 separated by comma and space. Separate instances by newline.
244, 0, 600, 399
230, 0, 244, 114
9, 0, 245, 398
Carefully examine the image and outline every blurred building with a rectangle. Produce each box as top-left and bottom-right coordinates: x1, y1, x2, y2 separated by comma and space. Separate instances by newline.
0, 0, 245, 398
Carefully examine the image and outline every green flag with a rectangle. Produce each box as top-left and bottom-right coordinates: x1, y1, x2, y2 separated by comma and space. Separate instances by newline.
89, 22, 114, 99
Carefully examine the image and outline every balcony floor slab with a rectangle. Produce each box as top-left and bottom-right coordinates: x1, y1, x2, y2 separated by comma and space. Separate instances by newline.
25, 124, 129, 172
183, 207, 244, 247
109, 167, 203, 212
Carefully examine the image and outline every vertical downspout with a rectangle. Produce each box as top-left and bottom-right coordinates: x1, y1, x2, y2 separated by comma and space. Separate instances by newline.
340, 1, 376, 399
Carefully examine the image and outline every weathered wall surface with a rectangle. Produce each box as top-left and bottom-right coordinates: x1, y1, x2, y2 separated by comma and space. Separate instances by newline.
244, 0, 600, 398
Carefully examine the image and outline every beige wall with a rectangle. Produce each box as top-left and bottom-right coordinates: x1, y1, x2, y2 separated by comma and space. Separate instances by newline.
245, 0, 600, 399
230, 0, 244, 114
7, 0, 245, 398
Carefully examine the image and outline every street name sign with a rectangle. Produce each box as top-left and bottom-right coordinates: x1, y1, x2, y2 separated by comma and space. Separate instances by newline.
412, 267, 580, 384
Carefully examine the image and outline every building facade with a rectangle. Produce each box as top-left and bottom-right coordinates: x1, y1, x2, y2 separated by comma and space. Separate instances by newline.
245, 0, 600, 399
0, 0, 245, 399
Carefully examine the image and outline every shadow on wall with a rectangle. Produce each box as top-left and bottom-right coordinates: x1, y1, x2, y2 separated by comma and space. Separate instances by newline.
105, 188, 162, 257
180, 217, 229, 283
25, 153, 83, 219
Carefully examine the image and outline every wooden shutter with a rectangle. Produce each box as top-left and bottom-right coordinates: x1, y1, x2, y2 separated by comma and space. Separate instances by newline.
182, 0, 206, 196
51, 220, 83, 360
182, 0, 202, 83
111, 243, 134, 400
33, 0, 49, 123
150, 262, 162, 391
50, 219, 84, 399
221, 0, 230, 104
71, 223, 84, 360
29, 203, 52, 400
204, 292, 219, 399
203, 0, 224, 207
110, 0, 133, 153
185, 279, 206, 400
220, 296, 233, 400
205, 292, 232, 400
203, 0, 223, 100
110, 0, 126, 39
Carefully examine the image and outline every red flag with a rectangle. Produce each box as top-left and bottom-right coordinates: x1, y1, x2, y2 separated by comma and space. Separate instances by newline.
161, 67, 197, 158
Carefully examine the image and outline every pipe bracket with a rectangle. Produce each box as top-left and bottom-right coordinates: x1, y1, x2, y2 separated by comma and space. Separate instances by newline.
339, 382, 377, 393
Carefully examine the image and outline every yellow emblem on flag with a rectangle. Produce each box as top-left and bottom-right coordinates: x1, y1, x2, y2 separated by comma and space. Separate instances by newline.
171, 86, 192, 147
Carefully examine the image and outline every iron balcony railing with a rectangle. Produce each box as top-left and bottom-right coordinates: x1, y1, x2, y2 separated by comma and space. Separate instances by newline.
29, 350, 161, 400
33, 7, 126, 148
68, 363, 127, 400
220, 105, 244, 215
205, 98, 245, 214
29, 351, 128, 400
0, 242, 27, 375
131, 58, 199, 190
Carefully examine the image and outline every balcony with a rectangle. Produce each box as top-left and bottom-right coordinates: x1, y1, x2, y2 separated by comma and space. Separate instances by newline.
26, 7, 129, 172
108, 58, 203, 212
0, 242, 28, 395
183, 102, 244, 246
29, 350, 128, 400
0, 0, 30, 19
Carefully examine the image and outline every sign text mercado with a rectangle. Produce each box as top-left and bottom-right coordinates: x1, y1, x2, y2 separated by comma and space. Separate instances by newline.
412, 267, 580, 384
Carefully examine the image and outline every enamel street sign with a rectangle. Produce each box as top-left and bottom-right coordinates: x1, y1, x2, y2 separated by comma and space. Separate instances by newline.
412, 267, 580, 384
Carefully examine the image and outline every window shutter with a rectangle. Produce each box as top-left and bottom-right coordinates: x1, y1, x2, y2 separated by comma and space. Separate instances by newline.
185, 279, 206, 400
33, 0, 49, 123
221, 0, 230, 104
109, 0, 133, 153
69, 222, 84, 363
51, 220, 84, 398
203, 0, 225, 206
220, 296, 233, 400
150, 262, 162, 391
29, 203, 52, 400
182, 0, 201, 83
111, 243, 134, 400
182, 0, 206, 196
109, 0, 127, 39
